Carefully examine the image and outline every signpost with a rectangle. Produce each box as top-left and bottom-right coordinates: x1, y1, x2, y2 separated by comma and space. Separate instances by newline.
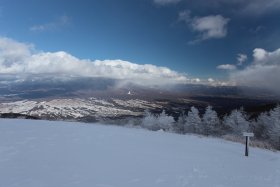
243, 132, 254, 157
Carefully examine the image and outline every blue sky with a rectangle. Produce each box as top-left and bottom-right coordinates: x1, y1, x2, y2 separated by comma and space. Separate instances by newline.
1, 0, 280, 88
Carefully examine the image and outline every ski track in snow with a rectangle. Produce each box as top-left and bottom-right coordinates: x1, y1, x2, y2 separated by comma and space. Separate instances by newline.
0, 118, 279, 187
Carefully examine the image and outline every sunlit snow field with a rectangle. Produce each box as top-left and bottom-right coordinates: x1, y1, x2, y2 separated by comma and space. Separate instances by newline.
0, 119, 279, 187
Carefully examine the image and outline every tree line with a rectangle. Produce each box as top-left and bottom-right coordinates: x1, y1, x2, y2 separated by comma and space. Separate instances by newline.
139, 105, 280, 150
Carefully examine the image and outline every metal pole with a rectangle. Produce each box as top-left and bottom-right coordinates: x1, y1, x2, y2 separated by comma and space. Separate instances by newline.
245, 136, 249, 156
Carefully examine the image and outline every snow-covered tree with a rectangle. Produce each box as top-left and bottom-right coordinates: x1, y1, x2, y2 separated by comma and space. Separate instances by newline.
157, 110, 175, 131
202, 106, 221, 135
176, 112, 186, 133
267, 105, 280, 149
141, 110, 175, 131
141, 110, 159, 130
223, 108, 250, 135
185, 106, 201, 133
253, 112, 271, 140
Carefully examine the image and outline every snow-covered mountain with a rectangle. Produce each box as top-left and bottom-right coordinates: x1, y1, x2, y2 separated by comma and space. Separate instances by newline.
0, 98, 164, 121
0, 96, 278, 123
0, 118, 279, 187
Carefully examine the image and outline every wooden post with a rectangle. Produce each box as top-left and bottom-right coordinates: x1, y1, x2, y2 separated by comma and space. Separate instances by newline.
243, 132, 254, 157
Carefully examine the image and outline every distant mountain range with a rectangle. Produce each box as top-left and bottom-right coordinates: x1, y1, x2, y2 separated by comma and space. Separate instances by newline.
0, 76, 279, 122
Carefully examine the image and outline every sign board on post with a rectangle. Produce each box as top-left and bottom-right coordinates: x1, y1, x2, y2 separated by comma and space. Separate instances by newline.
243, 132, 254, 137
243, 132, 254, 157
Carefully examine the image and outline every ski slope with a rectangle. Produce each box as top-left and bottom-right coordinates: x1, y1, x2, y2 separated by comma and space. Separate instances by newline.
0, 119, 279, 187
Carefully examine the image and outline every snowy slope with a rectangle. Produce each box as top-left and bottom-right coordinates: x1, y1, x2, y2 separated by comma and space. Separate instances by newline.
0, 119, 279, 187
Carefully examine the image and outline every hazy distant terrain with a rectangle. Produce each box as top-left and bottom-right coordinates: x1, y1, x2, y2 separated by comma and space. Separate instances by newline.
0, 77, 279, 122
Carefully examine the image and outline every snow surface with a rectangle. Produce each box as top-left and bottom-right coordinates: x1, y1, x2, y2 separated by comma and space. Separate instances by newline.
0, 119, 279, 187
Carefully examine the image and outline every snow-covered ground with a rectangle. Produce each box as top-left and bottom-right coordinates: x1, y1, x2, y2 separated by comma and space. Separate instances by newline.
0, 119, 279, 187
0, 98, 160, 119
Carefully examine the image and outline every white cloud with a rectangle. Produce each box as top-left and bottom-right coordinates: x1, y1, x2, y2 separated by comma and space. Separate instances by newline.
30, 15, 70, 32
217, 53, 247, 72
230, 48, 280, 93
191, 78, 201, 83
253, 48, 280, 65
0, 37, 33, 66
191, 15, 230, 41
217, 64, 236, 70
208, 78, 214, 82
179, 11, 230, 42
154, 0, 181, 5
0, 37, 190, 86
237, 53, 247, 66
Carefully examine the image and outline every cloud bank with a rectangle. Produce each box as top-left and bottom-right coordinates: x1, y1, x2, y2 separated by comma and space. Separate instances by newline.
230, 48, 280, 93
0, 37, 192, 86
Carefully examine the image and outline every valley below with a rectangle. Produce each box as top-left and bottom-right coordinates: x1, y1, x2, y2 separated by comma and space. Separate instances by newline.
0, 77, 279, 123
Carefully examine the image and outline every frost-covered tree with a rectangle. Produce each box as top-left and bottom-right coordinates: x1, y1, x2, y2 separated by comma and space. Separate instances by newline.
267, 105, 280, 149
253, 112, 271, 140
185, 106, 202, 133
223, 108, 250, 135
141, 110, 159, 130
202, 106, 221, 135
141, 110, 174, 131
157, 110, 175, 131
176, 112, 186, 133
